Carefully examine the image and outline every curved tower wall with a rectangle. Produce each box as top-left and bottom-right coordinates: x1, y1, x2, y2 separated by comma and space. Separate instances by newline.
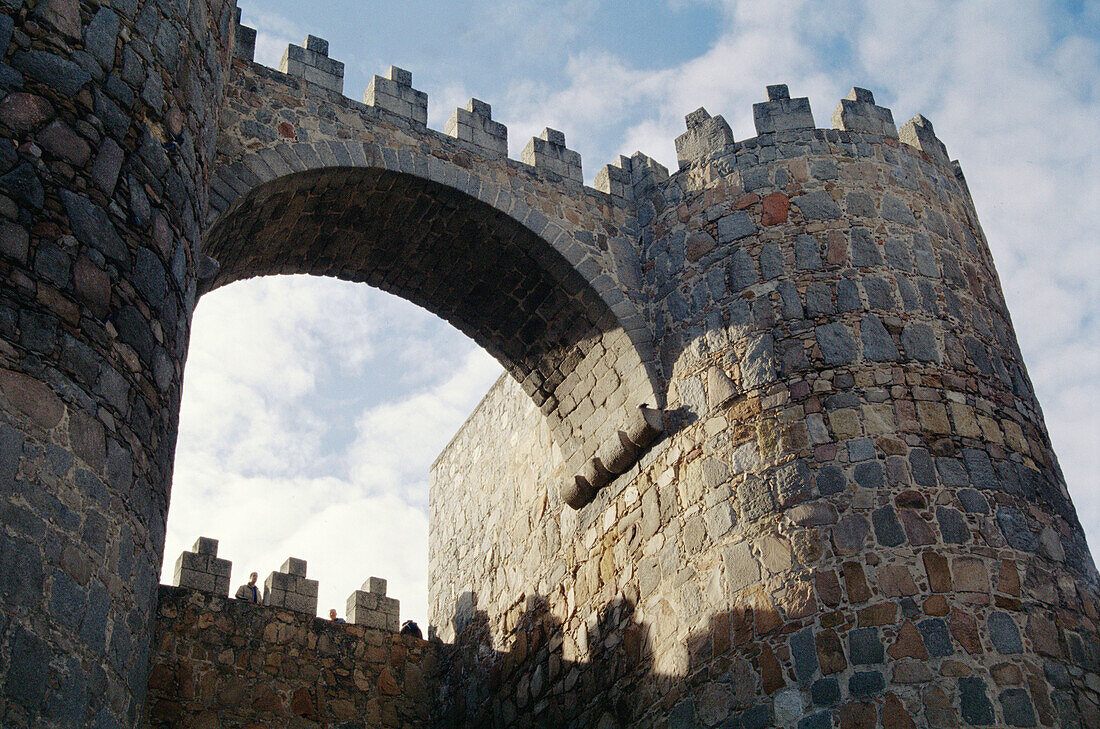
428, 95, 1100, 727
0, 2, 235, 727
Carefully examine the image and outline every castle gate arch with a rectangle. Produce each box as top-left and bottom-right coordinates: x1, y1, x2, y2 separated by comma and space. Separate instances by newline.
201, 155, 662, 503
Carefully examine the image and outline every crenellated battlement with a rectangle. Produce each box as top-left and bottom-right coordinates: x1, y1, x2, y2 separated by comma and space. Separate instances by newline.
2, 3, 1093, 728
169, 537, 401, 629
229, 15, 962, 202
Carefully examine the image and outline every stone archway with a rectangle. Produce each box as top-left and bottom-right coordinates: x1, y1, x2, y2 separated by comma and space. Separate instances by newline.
202, 162, 662, 506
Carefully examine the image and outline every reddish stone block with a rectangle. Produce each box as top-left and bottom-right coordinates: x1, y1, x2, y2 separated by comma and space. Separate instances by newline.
840, 700, 876, 729
730, 605, 754, 647
74, 256, 111, 317
949, 608, 982, 655
952, 557, 988, 595
900, 509, 937, 546
889, 621, 930, 660
923, 552, 952, 593
377, 666, 400, 695
1025, 613, 1062, 658
991, 662, 1022, 686
0, 367, 64, 430
759, 643, 785, 694
251, 684, 282, 712
882, 693, 917, 729
998, 560, 1021, 596
923, 685, 959, 728
877, 564, 919, 597
780, 580, 817, 620
815, 569, 843, 607
1027, 675, 1055, 726
761, 192, 789, 225
857, 602, 897, 627
732, 192, 760, 210
713, 611, 730, 655
923, 595, 950, 616
0, 92, 54, 133
816, 629, 847, 675
290, 687, 315, 718
843, 561, 872, 603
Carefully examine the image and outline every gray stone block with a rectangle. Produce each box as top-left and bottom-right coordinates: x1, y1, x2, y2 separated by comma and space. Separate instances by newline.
753, 85, 815, 135
172, 540, 231, 596
959, 677, 995, 725
192, 536, 218, 555
988, 612, 1023, 654
281, 557, 307, 576
860, 314, 899, 361
848, 627, 884, 664
899, 114, 950, 166
280, 38, 344, 94
717, 211, 756, 242
723, 541, 760, 594
234, 12, 256, 61
367, 576, 387, 595
831, 87, 898, 138
815, 322, 856, 365
346, 586, 400, 631
792, 190, 841, 220
674, 107, 733, 169
872, 506, 906, 547
919, 618, 955, 657
999, 688, 1037, 727
365, 67, 427, 124
848, 671, 884, 697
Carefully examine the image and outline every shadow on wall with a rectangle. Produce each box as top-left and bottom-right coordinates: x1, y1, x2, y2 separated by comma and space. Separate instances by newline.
434, 591, 808, 729
431, 587, 1079, 729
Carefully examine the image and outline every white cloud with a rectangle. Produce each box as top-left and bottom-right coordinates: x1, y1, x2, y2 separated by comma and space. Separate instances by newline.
165, 276, 504, 623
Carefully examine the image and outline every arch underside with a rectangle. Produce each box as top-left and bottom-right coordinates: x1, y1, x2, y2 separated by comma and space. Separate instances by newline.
203, 166, 660, 505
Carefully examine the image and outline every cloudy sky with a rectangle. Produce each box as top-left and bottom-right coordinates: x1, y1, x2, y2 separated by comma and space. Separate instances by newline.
161, 0, 1100, 626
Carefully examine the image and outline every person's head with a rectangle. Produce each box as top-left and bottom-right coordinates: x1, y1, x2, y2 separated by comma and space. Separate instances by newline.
329, 609, 338, 620
249, 572, 258, 585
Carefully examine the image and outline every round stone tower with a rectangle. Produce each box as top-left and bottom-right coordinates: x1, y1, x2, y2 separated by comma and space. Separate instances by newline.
0, 1, 235, 726
429, 86, 1099, 727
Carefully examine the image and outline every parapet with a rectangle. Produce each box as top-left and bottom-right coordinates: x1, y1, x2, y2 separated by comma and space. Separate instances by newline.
595, 152, 669, 203
831, 86, 898, 138
264, 557, 319, 614
233, 8, 255, 62
279, 36, 344, 95
228, 12, 963, 211
521, 128, 582, 185
346, 576, 401, 631
173, 537, 231, 596
169, 539, 405, 626
900, 113, 950, 166
674, 107, 734, 169
445, 98, 508, 155
752, 84, 815, 135
365, 66, 428, 126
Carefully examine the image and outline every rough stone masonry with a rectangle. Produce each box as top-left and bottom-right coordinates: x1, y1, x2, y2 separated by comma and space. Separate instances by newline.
0, 3, 1095, 729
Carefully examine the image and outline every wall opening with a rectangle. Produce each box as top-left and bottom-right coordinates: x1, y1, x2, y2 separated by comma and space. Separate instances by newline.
161, 274, 505, 624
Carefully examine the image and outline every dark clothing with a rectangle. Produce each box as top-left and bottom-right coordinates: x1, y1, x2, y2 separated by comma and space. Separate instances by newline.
400, 620, 422, 638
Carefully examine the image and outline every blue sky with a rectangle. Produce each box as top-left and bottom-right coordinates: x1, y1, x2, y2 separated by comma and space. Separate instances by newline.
162, 1, 1100, 625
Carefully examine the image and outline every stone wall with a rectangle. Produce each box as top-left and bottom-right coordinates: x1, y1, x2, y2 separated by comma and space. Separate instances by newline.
0, 1, 236, 727
428, 91, 1100, 728
144, 586, 439, 728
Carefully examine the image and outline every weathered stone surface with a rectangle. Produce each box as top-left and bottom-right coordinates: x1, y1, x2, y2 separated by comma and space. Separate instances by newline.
1, 15, 1094, 725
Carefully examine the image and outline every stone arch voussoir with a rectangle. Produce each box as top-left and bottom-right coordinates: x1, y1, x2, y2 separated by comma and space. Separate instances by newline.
205, 142, 662, 507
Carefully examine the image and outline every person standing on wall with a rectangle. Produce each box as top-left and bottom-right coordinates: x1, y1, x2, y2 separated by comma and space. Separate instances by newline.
235, 572, 261, 603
